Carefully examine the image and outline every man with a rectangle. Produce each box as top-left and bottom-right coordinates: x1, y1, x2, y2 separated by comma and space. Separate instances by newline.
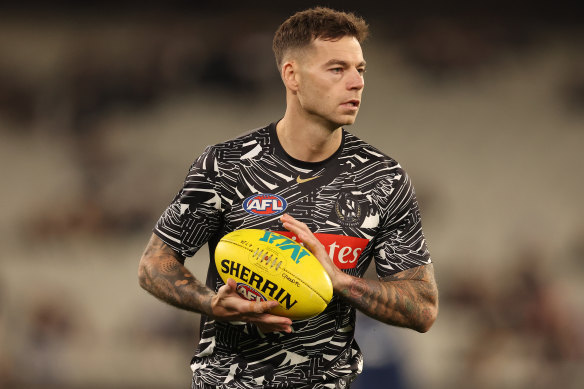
139, 7, 438, 389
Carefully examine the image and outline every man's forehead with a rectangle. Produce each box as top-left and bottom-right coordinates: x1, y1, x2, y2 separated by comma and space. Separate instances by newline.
311, 36, 362, 50
308, 36, 364, 63
282, 36, 364, 67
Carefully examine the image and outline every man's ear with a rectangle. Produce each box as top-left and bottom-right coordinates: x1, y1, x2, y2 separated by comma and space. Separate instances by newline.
281, 61, 299, 92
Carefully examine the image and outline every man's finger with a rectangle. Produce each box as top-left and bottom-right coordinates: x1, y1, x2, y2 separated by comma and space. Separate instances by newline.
248, 299, 279, 314
251, 313, 292, 328
256, 321, 293, 334
281, 215, 326, 255
216, 278, 235, 298
226, 278, 237, 290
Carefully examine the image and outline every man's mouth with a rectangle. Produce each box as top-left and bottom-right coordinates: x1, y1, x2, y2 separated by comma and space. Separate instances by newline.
343, 99, 360, 108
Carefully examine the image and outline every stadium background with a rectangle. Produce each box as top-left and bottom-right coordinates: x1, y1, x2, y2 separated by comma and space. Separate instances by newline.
1, 1, 583, 388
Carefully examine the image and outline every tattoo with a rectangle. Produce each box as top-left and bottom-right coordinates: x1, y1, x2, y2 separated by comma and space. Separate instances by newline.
139, 234, 214, 315
381, 265, 424, 282
340, 264, 438, 332
349, 278, 367, 298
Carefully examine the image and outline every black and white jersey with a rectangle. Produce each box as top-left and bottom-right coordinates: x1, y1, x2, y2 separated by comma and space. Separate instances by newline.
154, 122, 431, 388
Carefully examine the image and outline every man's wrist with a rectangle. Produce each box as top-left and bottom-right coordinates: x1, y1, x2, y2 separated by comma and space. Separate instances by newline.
332, 271, 356, 297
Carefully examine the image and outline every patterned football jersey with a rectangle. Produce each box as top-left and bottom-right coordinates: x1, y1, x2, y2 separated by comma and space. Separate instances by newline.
154, 122, 431, 388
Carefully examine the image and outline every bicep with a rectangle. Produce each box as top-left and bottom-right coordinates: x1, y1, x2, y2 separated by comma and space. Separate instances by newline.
373, 206, 431, 278
153, 146, 223, 258
372, 172, 432, 278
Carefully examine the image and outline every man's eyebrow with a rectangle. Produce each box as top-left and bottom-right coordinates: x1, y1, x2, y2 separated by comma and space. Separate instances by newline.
324, 59, 367, 67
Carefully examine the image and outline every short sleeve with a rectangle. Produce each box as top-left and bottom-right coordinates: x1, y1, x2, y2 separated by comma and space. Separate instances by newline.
154, 146, 223, 258
372, 169, 431, 278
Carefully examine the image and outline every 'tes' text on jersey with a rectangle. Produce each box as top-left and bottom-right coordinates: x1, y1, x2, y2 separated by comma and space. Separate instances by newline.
274, 231, 370, 270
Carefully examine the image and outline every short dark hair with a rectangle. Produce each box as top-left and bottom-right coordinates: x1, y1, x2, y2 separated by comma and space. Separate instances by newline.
272, 7, 369, 70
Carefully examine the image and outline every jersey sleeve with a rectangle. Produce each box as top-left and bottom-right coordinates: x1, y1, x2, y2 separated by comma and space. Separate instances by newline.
372, 168, 431, 278
153, 146, 223, 258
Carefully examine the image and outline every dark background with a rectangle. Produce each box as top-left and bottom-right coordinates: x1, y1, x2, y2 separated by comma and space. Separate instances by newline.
1, 2, 583, 388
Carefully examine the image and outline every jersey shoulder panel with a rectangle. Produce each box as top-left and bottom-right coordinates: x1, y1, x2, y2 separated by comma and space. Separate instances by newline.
204, 125, 272, 168
342, 130, 422, 239
341, 131, 402, 171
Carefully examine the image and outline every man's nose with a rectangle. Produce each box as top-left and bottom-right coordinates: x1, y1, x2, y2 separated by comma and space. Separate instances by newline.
347, 68, 364, 90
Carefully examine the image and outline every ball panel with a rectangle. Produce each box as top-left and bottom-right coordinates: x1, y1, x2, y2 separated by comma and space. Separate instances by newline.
215, 229, 333, 320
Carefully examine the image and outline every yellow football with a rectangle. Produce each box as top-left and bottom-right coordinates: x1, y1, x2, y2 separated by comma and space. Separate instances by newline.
215, 229, 333, 320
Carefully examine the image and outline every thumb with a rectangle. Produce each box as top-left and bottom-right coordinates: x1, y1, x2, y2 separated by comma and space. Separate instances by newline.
217, 278, 237, 297
225, 278, 237, 292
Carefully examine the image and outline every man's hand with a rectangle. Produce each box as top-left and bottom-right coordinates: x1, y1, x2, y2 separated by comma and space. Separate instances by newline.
211, 278, 292, 333
138, 233, 292, 333
280, 214, 438, 332
280, 213, 350, 289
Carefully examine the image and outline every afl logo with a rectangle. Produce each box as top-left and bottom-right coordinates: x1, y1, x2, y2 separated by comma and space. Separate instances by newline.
236, 283, 267, 302
243, 194, 287, 216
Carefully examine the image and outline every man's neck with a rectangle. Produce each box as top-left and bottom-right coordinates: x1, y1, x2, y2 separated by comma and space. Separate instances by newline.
276, 115, 342, 163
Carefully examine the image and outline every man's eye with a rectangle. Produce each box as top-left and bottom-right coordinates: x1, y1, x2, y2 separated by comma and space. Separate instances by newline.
331, 68, 343, 73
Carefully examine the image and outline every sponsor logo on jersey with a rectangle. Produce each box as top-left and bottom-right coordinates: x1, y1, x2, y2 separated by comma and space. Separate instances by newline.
274, 231, 370, 270
296, 175, 321, 184
243, 194, 287, 216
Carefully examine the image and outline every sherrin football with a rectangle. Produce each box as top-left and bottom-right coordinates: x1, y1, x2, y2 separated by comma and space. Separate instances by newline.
215, 229, 333, 320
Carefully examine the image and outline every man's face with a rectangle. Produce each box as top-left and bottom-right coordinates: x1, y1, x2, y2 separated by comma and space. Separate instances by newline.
294, 36, 366, 128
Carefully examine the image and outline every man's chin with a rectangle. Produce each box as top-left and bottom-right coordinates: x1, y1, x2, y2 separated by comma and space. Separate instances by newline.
320, 114, 358, 130
338, 116, 358, 126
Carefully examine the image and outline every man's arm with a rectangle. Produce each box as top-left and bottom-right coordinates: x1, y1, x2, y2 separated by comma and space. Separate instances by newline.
138, 233, 293, 332
281, 214, 438, 333
138, 233, 213, 313
338, 263, 438, 332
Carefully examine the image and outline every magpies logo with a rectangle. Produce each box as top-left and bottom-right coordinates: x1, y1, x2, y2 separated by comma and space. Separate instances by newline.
335, 193, 362, 226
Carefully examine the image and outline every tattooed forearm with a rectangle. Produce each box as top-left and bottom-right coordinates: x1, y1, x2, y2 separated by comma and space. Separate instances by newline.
339, 264, 438, 332
138, 234, 214, 315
